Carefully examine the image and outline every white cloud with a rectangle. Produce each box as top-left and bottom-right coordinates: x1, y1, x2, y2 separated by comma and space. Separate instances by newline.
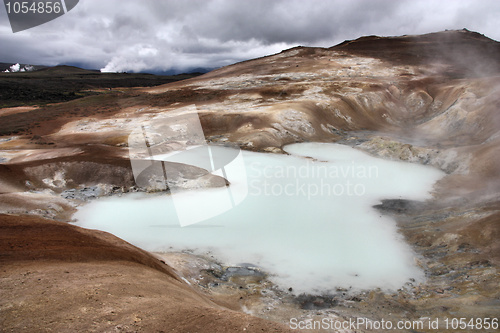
0, 0, 499, 72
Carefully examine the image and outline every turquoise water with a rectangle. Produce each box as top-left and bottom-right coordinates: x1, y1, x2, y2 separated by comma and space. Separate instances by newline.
74, 143, 444, 293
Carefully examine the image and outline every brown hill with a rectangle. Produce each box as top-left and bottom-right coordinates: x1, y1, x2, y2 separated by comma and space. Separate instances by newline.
333, 29, 500, 73
0, 214, 294, 332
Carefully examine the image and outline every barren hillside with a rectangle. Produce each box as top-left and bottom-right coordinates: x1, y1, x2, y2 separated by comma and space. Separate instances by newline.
1, 29, 499, 332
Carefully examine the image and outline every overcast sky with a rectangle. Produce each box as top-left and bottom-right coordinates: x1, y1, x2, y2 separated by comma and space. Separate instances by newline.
1, 0, 499, 73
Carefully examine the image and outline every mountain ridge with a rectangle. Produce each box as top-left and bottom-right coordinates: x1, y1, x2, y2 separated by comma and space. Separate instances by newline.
199, 29, 500, 81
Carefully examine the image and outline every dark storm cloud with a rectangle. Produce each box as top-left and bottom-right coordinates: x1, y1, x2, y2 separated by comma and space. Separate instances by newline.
0, 0, 499, 73
187, 0, 400, 45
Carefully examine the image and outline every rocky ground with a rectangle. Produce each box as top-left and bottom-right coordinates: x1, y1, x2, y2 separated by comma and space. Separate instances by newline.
1, 29, 499, 332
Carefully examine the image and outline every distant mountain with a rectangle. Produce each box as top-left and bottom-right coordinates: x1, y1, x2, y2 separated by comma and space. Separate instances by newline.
137, 67, 215, 76
35, 65, 100, 75
0, 61, 214, 76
